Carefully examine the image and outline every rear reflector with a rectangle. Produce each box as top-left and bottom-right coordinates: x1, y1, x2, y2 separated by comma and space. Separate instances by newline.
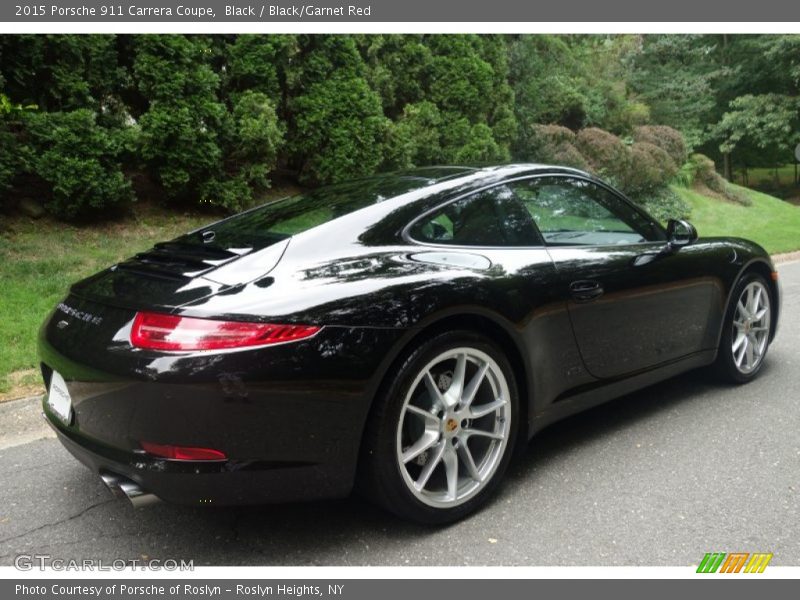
771, 271, 779, 281
130, 311, 320, 351
140, 441, 227, 461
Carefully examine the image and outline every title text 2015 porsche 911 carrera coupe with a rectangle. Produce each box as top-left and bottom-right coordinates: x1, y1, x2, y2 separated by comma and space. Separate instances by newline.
39, 165, 781, 523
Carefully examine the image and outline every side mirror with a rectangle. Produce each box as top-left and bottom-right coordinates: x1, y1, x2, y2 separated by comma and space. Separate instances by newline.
666, 219, 698, 248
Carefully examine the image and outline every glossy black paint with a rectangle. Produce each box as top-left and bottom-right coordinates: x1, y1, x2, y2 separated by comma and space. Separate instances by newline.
39, 164, 780, 506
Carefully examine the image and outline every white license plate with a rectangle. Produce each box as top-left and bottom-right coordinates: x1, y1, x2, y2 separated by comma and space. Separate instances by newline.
47, 370, 72, 424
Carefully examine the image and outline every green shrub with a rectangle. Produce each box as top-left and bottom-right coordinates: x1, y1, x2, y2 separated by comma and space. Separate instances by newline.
525, 124, 589, 170
688, 153, 717, 186
673, 160, 696, 188
438, 116, 473, 163
426, 36, 496, 123
574, 127, 631, 187
361, 35, 514, 169
0, 121, 18, 202
626, 141, 678, 195
198, 176, 251, 212
290, 77, 387, 185
532, 124, 576, 146
226, 35, 294, 101
383, 101, 444, 169
0, 93, 34, 209
138, 103, 224, 200
454, 123, 509, 164
547, 144, 590, 171
527, 125, 684, 200
26, 110, 132, 219
222, 91, 284, 205
633, 125, 688, 167
134, 36, 228, 203
687, 153, 750, 205
382, 120, 415, 170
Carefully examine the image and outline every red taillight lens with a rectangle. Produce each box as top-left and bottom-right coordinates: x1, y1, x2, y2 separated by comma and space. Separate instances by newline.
141, 441, 227, 461
130, 312, 321, 351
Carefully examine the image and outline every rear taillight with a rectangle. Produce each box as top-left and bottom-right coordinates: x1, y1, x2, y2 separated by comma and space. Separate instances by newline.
140, 441, 227, 461
130, 311, 321, 351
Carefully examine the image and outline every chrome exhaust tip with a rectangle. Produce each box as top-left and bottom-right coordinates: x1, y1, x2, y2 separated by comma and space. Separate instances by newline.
100, 472, 160, 508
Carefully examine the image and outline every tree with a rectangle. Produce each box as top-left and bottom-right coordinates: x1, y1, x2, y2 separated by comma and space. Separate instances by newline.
631, 35, 722, 150
133, 35, 285, 210
0, 35, 131, 217
0, 35, 126, 120
225, 35, 294, 102
134, 35, 226, 202
0, 93, 31, 205
286, 36, 387, 184
362, 35, 515, 168
26, 109, 133, 219
712, 94, 800, 165
632, 34, 800, 178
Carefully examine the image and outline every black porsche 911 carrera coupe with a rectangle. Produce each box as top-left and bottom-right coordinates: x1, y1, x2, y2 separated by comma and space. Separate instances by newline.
40, 164, 780, 523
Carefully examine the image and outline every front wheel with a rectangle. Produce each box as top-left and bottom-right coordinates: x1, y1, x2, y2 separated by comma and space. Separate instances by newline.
715, 273, 773, 383
360, 331, 519, 524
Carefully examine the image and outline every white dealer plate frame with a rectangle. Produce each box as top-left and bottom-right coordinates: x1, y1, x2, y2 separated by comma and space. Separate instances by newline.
47, 370, 72, 424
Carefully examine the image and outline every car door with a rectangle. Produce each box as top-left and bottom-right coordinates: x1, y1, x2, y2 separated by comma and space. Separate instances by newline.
407, 183, 597, 405
508, 175, 720, 380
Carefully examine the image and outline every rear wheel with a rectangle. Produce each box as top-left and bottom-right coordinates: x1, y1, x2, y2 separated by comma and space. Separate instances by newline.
360, 331, 518, 524
715, 273, 773, 383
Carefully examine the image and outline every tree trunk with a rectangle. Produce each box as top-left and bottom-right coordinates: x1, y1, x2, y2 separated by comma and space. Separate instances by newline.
721, 35, 733, 182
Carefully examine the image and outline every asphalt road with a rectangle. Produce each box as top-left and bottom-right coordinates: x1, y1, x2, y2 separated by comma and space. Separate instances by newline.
1, 262, 798, 567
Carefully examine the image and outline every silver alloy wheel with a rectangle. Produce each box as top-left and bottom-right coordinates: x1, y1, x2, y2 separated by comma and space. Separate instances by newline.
732, 280, 771, 374
396, 347, 512, 508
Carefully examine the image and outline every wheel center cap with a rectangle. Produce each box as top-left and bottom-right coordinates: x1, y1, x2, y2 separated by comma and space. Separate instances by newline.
445, 418, 459, 434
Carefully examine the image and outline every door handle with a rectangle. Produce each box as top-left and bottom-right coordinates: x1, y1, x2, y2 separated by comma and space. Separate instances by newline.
569, 280, 604, 302
632, 244, 672, 267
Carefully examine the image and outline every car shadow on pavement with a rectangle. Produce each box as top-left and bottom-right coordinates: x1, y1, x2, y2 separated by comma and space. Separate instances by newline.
509, 366, 730, 481
2, 364, 762, 566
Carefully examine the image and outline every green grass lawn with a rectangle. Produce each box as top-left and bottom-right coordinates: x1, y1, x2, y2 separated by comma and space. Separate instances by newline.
674, 184, 800, 254
0, 207, 213, 397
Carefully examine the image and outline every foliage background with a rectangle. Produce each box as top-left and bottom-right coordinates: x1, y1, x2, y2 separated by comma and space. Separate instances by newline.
3, 34, 799, 222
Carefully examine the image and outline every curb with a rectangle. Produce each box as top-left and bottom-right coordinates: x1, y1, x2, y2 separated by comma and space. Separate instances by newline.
773, 252, 800, 265
0, 394, 43, 406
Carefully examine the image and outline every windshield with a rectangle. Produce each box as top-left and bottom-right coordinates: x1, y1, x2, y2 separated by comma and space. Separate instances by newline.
173, 176, 432, 252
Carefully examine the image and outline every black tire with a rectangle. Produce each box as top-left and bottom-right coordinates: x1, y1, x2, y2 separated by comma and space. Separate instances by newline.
359, 330, 519, 525
714, 272, 774, 384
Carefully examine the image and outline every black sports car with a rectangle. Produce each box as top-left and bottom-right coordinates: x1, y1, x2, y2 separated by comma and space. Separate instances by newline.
40, 164, 781, 523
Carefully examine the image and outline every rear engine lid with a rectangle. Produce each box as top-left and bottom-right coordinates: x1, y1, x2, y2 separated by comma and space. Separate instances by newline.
70, 236, 289, 312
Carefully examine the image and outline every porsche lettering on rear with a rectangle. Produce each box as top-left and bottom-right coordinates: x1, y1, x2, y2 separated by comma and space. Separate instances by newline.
56, 303, 103, 325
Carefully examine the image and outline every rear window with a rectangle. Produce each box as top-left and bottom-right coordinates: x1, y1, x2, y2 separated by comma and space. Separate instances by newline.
176, 176, 430, 251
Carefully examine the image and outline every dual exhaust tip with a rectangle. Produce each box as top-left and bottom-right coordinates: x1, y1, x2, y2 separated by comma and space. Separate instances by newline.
100, 472, 160, 509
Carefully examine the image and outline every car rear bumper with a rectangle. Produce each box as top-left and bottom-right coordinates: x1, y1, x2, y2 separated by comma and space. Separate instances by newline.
44, 404, 352, 505
39, 322, 406, 506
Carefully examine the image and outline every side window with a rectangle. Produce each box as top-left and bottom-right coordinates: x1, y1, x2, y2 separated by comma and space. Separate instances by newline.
409, 185, 540, 247
509, 177, 666, 246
